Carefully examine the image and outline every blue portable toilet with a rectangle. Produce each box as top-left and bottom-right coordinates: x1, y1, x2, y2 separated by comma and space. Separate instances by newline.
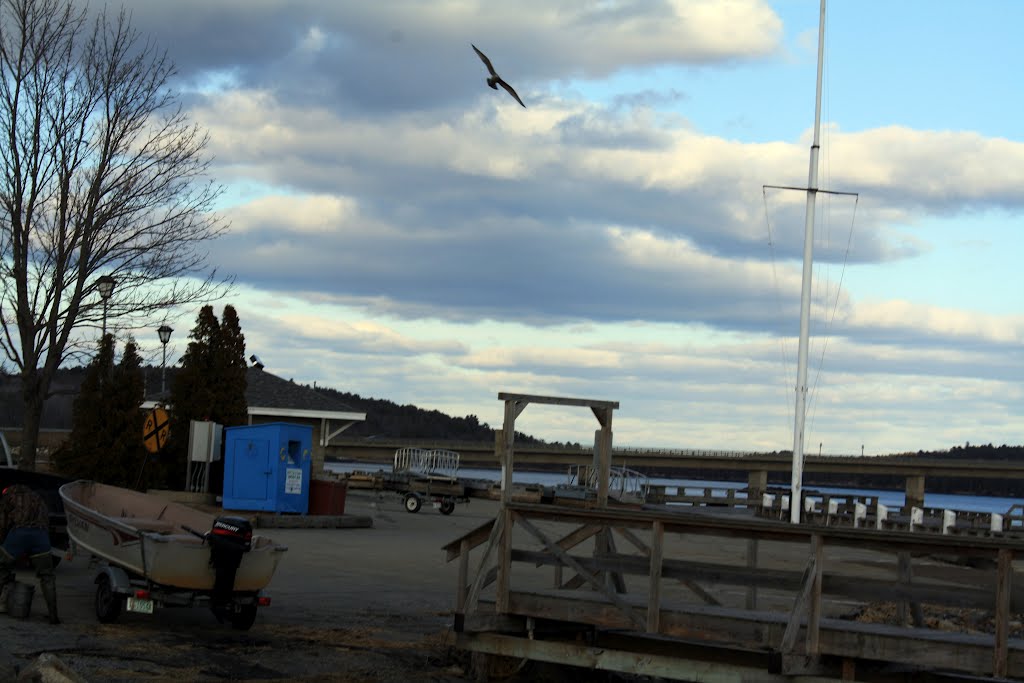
222, 422, 312, 513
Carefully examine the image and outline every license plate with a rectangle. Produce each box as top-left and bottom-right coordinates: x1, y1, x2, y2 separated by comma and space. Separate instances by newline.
127, 596, 154, 614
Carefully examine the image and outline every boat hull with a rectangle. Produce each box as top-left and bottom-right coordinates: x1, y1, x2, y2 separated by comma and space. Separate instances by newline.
60, 480, 285, 592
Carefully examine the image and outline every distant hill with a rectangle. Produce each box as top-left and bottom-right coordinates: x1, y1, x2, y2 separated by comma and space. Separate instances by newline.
308, 384, 551, 446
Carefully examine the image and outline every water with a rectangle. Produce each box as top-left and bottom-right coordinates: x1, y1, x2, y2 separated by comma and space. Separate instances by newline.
325, 461, 1024, 516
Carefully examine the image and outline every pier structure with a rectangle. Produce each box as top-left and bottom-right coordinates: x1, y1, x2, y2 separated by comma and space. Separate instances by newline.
445, 392, 1024, 682
329, 439, 1024, 515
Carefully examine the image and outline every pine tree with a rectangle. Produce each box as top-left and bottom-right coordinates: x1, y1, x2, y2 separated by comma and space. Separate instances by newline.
216, 305, 249, 428
162, 305, 248, 491
55, 335, 147, 488
110, 338, 149, 489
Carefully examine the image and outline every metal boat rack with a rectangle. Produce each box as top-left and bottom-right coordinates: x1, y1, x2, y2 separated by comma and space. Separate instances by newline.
392, 447, 468, 514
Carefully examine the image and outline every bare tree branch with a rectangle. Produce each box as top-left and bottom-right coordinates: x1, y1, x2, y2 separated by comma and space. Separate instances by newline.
0, 0, 232, 468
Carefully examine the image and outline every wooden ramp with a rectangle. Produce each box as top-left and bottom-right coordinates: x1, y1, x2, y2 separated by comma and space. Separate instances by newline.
446, 502, 1024, 681
445, 392, 1024, 681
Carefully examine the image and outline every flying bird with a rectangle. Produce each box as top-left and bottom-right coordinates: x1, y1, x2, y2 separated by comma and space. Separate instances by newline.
472, 44, 525, 108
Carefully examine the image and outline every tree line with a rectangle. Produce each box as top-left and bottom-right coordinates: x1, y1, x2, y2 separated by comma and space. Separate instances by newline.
52, 305, 248, 491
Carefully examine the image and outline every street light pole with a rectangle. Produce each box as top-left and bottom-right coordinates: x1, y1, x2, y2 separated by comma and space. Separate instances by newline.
157, 325, 173, 393
97, 275, 116, 337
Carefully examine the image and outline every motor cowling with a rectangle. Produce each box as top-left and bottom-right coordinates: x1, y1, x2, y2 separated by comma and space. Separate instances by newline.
208, 516, 253, 618
209, 516, 253, 553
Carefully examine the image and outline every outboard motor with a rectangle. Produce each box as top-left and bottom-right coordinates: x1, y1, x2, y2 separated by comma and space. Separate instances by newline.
207, 516, 253, 619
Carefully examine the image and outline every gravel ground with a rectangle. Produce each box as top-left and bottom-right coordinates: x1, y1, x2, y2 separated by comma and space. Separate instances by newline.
0, 490, 501, 682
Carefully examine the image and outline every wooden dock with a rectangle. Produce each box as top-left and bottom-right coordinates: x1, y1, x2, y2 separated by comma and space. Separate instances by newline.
444, 392, 1024, 682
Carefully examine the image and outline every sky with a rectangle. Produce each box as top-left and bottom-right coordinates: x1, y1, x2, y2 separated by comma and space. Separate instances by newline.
112, 0, 1021, 455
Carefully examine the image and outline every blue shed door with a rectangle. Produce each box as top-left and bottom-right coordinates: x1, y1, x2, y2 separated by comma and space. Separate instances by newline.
230, 437, 273, 506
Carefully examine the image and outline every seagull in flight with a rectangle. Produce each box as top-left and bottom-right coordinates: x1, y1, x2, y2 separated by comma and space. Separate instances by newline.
472, 44, 525, 108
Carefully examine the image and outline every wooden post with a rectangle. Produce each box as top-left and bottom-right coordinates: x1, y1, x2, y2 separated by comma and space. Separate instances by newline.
994, 548, 1012, 677
897, 552, 910, 626
647, 520, 664, 633
595, 424, 612, 508
806, 534, 823, 655
496, 507, 514, 614
456, 538, 469, 614
500, 404, 517, 506
745, 538, 759, 610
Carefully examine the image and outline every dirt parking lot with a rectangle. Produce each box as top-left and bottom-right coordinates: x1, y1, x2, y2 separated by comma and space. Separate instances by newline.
0, 490, 504, 682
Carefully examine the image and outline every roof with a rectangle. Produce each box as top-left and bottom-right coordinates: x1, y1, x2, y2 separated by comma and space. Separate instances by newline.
1, 366, 365, 430
243, 367, 363, 421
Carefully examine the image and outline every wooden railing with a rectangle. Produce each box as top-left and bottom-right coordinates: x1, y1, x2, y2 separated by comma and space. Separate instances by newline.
446, 502, 1024, 679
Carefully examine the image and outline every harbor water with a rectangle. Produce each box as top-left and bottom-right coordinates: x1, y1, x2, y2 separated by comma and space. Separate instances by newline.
325, 460, 1024, 516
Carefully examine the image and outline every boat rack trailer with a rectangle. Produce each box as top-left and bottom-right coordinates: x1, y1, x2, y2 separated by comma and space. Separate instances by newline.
393, 447, 469, 515
89, 558, 267, 630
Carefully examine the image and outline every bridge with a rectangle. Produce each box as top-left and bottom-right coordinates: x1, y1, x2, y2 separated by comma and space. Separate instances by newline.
326, 437, 1023, 510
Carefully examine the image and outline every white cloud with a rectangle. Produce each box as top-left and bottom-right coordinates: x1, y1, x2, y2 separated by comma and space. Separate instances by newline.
229, 194, 361, 234
106, 1, 1024, 455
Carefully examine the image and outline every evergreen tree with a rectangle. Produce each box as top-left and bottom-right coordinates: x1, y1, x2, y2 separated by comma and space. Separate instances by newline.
216, 305, 249, 427
55, 335, 147, 488
162, 305, 248, 491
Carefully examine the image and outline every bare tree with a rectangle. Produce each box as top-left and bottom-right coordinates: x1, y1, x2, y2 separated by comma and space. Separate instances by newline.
0, 0, 232, 470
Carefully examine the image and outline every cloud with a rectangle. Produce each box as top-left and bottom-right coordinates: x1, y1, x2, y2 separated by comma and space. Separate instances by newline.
104, 2, 1021, 454
123, 0, 783, 114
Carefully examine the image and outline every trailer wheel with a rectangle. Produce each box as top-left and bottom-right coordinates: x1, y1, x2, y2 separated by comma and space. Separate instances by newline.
230, 604, 258, 631
439, 497, 456, 515
404, 493, 422, 514
95, 575, 123, 623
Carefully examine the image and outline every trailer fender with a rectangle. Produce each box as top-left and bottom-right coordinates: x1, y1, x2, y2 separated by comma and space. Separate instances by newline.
94, 565, 133, 594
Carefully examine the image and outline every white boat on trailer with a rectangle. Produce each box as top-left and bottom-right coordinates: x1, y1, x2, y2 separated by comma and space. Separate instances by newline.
60, 480, 287, 630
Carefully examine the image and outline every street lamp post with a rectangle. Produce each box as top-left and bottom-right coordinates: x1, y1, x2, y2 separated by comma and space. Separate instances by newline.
157, 325, 173, 393
97, 275, 116, 337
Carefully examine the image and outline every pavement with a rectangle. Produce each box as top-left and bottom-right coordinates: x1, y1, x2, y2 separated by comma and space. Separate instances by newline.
0, 489, 502, 682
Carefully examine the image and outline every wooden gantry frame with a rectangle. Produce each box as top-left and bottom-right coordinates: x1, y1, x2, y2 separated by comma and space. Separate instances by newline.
447, 392, 1024, 682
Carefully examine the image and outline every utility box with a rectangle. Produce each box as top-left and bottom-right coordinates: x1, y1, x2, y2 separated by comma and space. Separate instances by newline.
222, 423, 312, 514
186, 420, 223, 493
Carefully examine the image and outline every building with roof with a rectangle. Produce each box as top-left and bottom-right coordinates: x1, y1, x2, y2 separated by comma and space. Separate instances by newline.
143, 366, 365, 477
2, 366, 366, 479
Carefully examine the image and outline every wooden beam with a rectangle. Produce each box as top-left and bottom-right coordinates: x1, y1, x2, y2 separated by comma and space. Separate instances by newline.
595, 428, 611, 507
457, 631, 841, 683
504, 501, 1024, 556
647, 520, 664, 633
515, 514, 646, 630
497, 507, 513, 613
597, 526, 724, 606
456, 538, 470, 613
445, 518, 496, 561
745, 538, 759, 610
682, 579, 722, 607
492, 592, 1024, 675
994, 547, 1012, 677
807, 535, 823, 656
464, 512, 506, 614
603, 527, 627, 594
510, 548, 996, 609
591, 405, 613, 428
614, 526, 651, 556
781, 542, 819, 654
497, 392, 619, 410
539, 524, 602, 567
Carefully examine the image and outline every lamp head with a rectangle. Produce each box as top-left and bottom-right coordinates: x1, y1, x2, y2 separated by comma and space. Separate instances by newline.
96, 275, 116, 300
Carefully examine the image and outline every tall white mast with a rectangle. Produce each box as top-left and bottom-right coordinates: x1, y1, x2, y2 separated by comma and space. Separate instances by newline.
789, 0, 827, 524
